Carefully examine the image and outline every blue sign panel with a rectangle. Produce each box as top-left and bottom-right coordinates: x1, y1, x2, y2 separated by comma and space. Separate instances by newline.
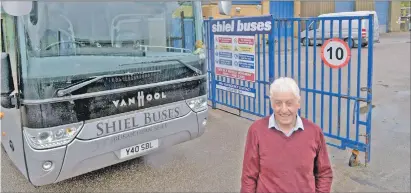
219, 59, 233, 66
218, 51, 233, 58
238, 61, 255, 69
236, 54, 255, 61
210, 15, 273, 35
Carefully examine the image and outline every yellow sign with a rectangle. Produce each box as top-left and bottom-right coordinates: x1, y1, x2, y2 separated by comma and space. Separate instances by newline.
236, 45, 254, 53
218, 44, 233, 51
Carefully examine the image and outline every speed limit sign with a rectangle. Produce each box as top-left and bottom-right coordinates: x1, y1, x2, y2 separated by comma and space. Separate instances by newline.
321, 38, 351, 69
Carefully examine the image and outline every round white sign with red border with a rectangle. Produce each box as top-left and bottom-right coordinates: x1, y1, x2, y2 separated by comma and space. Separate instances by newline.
321, 38, 351, 69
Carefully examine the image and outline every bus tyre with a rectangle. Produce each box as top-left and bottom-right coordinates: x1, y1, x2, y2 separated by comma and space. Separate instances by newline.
301, 38, 312, 46
137, 156, 147, 165
1, 143, 7, 156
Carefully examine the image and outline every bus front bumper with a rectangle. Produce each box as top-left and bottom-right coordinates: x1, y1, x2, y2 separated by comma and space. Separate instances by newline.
22, 103, 208, 186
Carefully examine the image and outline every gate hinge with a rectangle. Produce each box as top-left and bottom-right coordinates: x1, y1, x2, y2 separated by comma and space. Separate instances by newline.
360, 87, 372, 93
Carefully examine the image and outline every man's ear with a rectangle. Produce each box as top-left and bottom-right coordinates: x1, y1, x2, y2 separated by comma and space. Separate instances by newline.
269, 97, 275, 109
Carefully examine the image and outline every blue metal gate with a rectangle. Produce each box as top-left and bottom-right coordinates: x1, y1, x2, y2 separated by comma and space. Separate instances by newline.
204, 14, 374, 165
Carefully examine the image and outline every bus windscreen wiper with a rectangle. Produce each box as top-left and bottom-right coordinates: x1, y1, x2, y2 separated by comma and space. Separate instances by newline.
119, 59, 203, 75
56, 59, 202, 97
55, 70, 160, 97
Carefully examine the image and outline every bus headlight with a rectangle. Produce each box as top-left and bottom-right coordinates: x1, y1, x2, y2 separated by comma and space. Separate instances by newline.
186, 96, 207, 112
23, 122, 83, 149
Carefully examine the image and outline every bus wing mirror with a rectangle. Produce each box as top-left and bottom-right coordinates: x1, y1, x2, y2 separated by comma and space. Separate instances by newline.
218, 1, 232, 16
1, 1, 33, 16
1, 53, 15, 108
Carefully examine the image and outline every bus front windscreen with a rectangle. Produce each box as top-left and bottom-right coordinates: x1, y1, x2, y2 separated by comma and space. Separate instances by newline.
18, 1, 207, 128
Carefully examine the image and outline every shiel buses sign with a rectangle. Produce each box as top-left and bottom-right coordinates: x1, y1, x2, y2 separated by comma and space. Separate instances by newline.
210, 16, 272, 84
210, 16, 273, 35
210, 16, 272, 97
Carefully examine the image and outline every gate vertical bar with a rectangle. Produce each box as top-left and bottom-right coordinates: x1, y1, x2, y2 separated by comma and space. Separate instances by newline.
278, 21, 281, 77
305, 21, 309, 119
257, 34, 261, 114
297, 21, 301, 116
205, 19, 212, 102
321, 20, 325, 130
313, 20, 317, 124
366, 14, 374, 164
291, 20, 295, 79
204, 19, 209, 100
328, 20, 334, 135
284, 20, 288, 76
263, 34, 267, 116
346, 19, 353, 140
209, 17, 216, 109
356, 19, 362, 142
269, 16, 275, 115
337, 19, 343, 137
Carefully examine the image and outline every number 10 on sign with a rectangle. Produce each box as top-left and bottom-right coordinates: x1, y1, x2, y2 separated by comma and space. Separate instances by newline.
321, 38, 351, 69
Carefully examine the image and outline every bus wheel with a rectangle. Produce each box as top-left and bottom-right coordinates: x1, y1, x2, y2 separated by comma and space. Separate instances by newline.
301, 38, 312, 46
137, 156, 147, 165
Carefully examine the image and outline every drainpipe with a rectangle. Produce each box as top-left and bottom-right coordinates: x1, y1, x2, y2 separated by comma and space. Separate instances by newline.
193, 1, 203, 42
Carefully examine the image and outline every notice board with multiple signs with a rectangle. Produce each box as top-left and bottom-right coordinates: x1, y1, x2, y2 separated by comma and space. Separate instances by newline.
214, 35, 256, 82
210, 16, 272, 98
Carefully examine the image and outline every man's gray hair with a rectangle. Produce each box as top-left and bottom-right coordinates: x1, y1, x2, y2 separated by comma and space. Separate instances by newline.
269, 77, 300, 100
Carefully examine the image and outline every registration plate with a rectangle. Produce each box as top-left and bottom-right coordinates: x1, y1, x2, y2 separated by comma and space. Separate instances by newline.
120, 139, 159, 159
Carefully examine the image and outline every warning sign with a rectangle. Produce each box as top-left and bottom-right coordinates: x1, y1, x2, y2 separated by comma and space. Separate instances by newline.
321, 38, 351, 69
214, 35, 256, 82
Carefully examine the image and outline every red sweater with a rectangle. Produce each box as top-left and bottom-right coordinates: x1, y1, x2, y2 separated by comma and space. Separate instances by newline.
240, 116, 333, 193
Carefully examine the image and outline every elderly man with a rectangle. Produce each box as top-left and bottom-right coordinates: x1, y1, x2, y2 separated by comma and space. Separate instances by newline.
240, 77, 333, 193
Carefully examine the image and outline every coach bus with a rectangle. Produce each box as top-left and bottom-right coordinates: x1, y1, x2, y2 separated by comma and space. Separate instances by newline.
0, 1, 220, 186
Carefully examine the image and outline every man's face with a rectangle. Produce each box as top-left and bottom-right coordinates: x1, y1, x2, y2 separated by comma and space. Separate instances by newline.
270, 91, 300, 125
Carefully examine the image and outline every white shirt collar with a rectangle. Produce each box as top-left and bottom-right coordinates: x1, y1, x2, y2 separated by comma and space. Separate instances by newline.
268, 113, 304, 137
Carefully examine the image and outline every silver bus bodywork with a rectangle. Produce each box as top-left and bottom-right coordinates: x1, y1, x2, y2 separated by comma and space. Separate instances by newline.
3, 89, 208, 186
19, 98, 208, 186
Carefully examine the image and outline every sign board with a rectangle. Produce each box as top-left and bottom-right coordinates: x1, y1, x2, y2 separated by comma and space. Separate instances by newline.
215, 81, 256, 98
210, 16, 272, 97
210, 15, 273, 35
321, 38, 351, 69
214, 35, 256, 82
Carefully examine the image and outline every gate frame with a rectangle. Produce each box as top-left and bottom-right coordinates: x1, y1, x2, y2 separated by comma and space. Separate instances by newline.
203, 14, 374, 166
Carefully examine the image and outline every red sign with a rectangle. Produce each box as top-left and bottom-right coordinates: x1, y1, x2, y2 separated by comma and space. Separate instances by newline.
237, 38, 254, 45
215, 67, 255, 81
320, 38, 351, 69
218, 37, 233, 43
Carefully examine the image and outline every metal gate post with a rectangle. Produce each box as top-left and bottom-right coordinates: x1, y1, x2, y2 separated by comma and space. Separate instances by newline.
208, 17, 217, 109
268, 16, 275, 115
365, 13, 374, 164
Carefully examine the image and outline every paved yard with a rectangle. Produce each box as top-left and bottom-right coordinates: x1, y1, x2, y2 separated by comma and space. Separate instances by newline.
1, 32, 410, 192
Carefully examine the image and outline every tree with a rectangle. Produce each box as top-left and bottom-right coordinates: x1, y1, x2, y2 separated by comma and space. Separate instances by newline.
401, 1, 410, 8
